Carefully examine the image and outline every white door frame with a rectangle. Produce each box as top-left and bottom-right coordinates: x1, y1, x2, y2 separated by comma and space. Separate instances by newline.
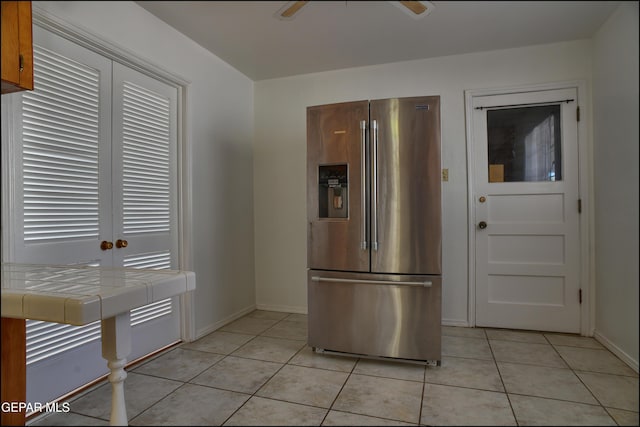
465, 80, 593, 336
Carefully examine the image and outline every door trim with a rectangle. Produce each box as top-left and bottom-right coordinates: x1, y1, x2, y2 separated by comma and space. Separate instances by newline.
464, 81, 593, 336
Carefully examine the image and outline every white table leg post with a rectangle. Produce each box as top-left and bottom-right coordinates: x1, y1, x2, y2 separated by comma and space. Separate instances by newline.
101, 312, 132, 426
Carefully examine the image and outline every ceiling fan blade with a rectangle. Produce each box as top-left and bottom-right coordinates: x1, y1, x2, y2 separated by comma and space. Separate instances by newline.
281, 1, 310, 19
399, 1, 428, 15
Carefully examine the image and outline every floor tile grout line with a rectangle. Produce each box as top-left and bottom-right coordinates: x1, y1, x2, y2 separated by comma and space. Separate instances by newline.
219, 341, 321, 425
546, 334, 614, 415
571, 367, 640, 379
493, 334, 623, 425
133, 333, 264, 425
219, 346, 299, 424
149, 348, 228, 384
487, 336, 520, 426
552, 344, 639, 377
281, 345, 427, 424
438, 337, 632, 424
31, 311, 637, 426
127, 381, 193, 425
418, 366, 427, 426
320, 355, 428, 426
321, 351, 360, 425
158, 365, 634, 426
505, 391, 618, 408
570, 367, 628, 415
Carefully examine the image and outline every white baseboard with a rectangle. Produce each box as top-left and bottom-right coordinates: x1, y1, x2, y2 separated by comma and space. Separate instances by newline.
256, 302, 307, 315
593, 329, 639, 373
194, 304, 256, 340
442, 318, 471, 328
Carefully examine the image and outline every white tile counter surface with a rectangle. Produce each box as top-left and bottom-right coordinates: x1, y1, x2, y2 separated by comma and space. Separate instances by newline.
1, 263, 196, 325
1, 262, 196, 426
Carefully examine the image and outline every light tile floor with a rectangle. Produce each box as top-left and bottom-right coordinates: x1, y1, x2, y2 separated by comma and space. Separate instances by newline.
30, 310, 639, 426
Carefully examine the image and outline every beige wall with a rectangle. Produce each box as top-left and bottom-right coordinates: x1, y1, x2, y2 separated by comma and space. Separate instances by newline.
592, 2, 639, 369
253, 40, 593, 325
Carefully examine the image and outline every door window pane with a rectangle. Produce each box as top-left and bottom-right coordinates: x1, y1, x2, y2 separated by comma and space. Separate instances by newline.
487, 105, 561, 182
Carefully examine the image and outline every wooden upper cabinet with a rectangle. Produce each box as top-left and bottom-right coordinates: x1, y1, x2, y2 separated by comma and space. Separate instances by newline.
1, 1, 34, 94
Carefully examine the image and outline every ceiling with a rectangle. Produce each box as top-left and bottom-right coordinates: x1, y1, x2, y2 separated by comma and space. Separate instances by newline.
135, 1, 620, 81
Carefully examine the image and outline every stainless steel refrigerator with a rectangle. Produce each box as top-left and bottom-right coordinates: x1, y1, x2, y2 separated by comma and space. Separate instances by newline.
307, 96, 442, 364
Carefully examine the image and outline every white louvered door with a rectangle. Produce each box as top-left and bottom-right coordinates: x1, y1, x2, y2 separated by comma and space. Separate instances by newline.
110, 62, 180, 362
112, 62, 178, 270
15, 29, 112, 266
7, 26, 181, 405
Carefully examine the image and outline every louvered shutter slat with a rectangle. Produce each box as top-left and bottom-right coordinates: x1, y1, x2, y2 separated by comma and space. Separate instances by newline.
126, 251, 173, 326
21, 42, 105, 363
26, 322, 102, 364
122, 81, 171, 235
22, 45, 100, 243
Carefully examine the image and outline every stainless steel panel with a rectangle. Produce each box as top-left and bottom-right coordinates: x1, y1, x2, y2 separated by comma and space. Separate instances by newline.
308, 270, 442, 362
370, 97, 442, 275
307, 101, 369, 271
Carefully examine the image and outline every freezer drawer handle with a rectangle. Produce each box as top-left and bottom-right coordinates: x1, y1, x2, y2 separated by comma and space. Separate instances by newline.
311, 276, 432, 287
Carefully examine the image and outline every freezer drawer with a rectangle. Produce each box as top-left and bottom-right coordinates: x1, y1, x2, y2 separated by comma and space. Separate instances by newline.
307, 270, 441, 362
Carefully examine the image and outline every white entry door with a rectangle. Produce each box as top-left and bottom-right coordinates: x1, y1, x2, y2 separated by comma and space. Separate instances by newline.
471, 87, 581, 333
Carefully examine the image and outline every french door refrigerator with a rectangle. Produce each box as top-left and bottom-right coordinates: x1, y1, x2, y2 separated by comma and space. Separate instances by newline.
307, 96, 442, 364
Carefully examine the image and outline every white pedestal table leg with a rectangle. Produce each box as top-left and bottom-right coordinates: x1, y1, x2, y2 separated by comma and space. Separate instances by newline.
101, 312, 132, 426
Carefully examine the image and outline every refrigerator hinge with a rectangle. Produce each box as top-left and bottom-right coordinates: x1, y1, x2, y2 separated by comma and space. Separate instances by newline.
579, 289, 582, 304
576, 106, 581, 122
578, 199, 582, 214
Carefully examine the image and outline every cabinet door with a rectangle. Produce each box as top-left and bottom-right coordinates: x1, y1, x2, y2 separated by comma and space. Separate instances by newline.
1, 1, 33, 93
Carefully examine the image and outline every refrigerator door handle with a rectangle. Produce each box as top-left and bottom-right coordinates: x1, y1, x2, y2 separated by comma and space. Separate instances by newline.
371, 119, 379, 251
360, 120, 368, 250
311, 276, 432, 288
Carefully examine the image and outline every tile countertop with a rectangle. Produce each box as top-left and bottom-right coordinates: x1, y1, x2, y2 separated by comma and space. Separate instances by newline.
0, 263, 196, 325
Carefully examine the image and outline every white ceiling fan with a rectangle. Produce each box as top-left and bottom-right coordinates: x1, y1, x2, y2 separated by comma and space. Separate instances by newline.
276, 1, 435, 20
